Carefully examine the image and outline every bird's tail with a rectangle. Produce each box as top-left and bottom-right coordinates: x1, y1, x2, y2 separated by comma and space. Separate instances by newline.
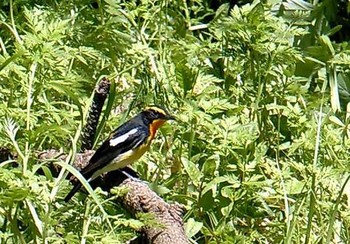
64, 182, 82, 202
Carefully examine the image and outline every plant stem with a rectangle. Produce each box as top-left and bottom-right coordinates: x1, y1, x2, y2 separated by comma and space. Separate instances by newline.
23, 62, 37, 174
305, 103, 323, 244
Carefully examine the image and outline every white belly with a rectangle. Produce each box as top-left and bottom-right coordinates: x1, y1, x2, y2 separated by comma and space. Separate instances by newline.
89, 145, 149, 181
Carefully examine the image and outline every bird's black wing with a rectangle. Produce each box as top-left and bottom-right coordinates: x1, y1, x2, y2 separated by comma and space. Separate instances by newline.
64, 123, 148, 202
79, 123, 148, 180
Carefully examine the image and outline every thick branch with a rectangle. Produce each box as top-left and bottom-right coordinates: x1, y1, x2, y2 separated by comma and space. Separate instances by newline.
122, 179, 189, 244
38, 150, 190, 243
80, 77, 110, 151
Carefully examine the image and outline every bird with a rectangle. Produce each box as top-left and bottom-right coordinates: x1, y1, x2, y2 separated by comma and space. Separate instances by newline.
64, 105, 175, 202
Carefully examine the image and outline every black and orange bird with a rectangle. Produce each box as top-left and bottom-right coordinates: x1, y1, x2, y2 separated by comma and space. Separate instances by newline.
64, 106, 175, 202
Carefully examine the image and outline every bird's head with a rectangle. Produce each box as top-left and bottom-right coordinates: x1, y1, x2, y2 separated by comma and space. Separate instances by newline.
141, 106, 175, 138
142, 105, 175, 122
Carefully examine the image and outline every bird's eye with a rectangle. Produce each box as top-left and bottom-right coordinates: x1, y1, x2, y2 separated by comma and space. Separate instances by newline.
149, 110, 156, 118
153, 111, 160, 118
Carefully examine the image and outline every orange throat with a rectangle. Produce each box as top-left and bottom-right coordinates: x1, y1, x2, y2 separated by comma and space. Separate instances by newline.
149, 119, 166, 140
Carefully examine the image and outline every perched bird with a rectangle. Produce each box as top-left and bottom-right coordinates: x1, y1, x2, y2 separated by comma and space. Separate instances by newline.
64, 106, 175, 202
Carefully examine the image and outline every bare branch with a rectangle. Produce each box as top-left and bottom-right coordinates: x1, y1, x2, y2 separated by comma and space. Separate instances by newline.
80, 77, 111, 151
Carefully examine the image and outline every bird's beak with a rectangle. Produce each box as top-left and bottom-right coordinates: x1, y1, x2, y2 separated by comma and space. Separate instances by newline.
165, 114, 176, 121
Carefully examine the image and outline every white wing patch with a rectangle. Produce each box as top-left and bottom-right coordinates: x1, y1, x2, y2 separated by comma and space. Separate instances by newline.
109, 128, 138, 147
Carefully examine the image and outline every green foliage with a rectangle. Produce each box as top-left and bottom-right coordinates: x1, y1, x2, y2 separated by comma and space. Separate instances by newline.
1, 0, 350, 243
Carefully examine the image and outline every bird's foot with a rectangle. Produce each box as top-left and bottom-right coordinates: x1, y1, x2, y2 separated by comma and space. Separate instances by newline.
119, 169, 147, 185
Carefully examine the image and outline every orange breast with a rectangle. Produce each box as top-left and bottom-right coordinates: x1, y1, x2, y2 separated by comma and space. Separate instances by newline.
149, 119, 166, 141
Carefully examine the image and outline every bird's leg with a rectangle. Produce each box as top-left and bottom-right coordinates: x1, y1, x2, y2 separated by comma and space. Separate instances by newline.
119, 169, 147, 184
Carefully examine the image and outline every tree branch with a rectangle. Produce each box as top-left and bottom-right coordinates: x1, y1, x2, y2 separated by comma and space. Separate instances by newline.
38, 149, 190, 243
80, 77, 110, 151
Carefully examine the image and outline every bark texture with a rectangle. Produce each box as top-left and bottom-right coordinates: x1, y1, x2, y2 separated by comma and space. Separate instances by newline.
80, 77, 110, 151
122, 179, 189, 244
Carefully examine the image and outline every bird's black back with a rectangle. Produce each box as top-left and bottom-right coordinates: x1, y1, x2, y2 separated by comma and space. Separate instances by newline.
79, 114, 149, 180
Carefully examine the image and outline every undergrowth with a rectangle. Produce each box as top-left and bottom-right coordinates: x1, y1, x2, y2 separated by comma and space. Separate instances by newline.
1, 0, 350, 243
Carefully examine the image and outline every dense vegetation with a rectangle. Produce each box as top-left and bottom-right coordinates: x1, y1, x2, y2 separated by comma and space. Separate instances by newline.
1, 0, 350, 242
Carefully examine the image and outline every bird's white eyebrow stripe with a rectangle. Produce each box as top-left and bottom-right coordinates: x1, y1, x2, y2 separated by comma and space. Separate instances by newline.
109, 128, 138, 146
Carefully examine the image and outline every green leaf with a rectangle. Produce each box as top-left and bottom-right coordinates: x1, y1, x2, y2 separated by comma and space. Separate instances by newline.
319, 35, 335, 56
181, 157, 202, 186
25, 199, 43, 236
202, 154, 219, 176
202, 176, 240, 196
282, 0, 314, 11
185, 218, 203, 238
49, 81, 83, 119
175, 63, 198, 95
284, 178, 307, 195
221, 202, 234, 217
148, 183, 171, 195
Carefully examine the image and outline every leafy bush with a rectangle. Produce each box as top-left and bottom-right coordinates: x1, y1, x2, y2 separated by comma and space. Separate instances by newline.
1, 0, 350, 243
